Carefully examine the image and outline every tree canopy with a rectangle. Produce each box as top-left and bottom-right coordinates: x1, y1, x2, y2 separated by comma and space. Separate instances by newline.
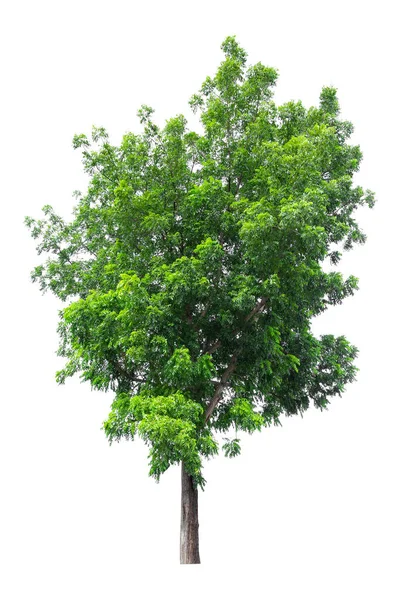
26, 36, 374, 489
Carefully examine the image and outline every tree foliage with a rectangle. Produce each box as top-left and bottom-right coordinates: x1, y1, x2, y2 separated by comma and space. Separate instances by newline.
26, 37, 374, 488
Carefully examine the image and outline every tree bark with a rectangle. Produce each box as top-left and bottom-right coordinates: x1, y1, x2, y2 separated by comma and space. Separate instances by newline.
180, 463, 200, 564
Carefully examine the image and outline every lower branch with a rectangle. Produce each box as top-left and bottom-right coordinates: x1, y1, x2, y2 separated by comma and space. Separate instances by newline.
203, 297, 268, 422
204, 353, 238, 423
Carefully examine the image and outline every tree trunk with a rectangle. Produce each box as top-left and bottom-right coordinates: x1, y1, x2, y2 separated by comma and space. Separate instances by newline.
180, 462, 200, 564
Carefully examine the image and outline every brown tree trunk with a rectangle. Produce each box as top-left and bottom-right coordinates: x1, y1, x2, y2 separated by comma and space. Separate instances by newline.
180, 462, 200, 564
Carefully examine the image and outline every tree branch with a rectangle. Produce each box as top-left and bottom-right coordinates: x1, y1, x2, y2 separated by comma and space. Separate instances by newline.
204, 339, 222, 355
243, 296, 268, 324
203, 296, 268, 356
235, 175, 243, 196
203, 296, 268, 422
204, 353, 238, 423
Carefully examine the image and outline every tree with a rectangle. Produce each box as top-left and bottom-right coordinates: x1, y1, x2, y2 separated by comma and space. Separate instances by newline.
25, 36, 374, 564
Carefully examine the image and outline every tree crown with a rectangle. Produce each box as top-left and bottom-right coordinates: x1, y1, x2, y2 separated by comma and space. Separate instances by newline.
26, 36, 374, 487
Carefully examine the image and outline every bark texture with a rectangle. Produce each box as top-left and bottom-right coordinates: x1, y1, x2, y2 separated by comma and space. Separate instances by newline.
180, 463, 200, 564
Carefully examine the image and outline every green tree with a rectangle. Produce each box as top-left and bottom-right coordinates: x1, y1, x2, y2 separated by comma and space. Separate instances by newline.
26, 37, 374, 564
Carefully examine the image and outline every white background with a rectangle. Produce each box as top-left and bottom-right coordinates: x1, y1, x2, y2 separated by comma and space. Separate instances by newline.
1, 1, 399, 598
